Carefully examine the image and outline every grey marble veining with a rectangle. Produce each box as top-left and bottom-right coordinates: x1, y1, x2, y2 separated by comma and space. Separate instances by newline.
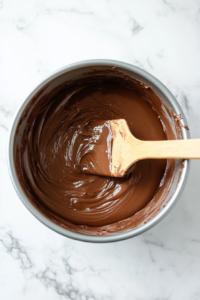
1, 0, 200, 299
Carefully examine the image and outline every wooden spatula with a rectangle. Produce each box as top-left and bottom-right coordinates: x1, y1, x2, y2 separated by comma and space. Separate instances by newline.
82, 119, 200, 177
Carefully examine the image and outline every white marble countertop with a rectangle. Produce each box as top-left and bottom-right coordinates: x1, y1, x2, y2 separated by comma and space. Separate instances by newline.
1, 0, 200, 299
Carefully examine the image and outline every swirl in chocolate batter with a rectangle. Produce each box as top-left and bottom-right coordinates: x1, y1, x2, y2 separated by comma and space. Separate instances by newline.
16, 71, 183, 235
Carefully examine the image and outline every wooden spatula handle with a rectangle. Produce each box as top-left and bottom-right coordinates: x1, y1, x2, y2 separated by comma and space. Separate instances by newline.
111, 119, 200, 177
139, 139, 200, 159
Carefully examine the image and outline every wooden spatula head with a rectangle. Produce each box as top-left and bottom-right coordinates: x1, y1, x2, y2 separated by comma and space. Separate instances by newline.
110, 119, 140, 177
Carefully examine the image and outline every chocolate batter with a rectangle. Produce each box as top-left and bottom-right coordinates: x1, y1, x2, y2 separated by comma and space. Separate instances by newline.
16, 70, 183, 235
80, 120, 114, 177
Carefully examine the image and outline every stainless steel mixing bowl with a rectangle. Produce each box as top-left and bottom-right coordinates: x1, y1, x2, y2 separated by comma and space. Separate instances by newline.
7, 60, 190, 242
